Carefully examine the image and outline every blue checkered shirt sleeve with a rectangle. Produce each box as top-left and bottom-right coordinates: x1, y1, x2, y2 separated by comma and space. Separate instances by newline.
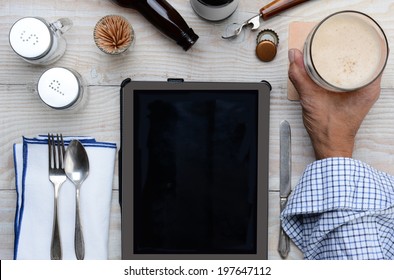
281, 157, 394, 259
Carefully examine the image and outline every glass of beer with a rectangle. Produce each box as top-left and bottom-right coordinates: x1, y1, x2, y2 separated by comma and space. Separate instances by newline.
304, 11, 389, 92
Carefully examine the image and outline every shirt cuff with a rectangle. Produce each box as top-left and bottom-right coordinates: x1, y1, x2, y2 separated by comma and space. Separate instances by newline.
283, 157, 394, 215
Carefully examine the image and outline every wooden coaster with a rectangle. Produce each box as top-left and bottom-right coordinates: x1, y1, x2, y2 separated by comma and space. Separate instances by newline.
287, 22, 316, 101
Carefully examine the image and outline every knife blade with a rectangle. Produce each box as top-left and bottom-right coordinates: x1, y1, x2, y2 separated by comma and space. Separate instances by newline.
278, 120, 291, 258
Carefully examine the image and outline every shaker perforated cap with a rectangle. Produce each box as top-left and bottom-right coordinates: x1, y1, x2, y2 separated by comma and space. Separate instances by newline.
37, 67, 81, 109
9, 17, 52, 59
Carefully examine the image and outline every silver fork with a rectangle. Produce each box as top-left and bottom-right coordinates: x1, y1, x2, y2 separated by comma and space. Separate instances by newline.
48, 133, 66, 260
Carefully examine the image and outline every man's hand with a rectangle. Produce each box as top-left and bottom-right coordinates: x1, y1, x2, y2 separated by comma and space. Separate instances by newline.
288, 48, 381, 160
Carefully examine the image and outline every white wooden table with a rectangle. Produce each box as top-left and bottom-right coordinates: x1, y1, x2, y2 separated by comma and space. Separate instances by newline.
1, 0, 393, 260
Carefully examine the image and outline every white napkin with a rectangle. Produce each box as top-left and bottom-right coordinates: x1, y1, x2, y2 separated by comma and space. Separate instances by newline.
13, 136, 117, 260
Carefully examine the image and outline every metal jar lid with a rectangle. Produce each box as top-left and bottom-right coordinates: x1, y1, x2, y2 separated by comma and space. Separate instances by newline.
198, 0, 234, 5
191, 0, 239, 21
37, 67, 82, 109
9, 17, 53, 60
256, 29, 279, 62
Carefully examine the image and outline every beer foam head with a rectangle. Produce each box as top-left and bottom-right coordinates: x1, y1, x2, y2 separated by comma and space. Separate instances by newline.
310, 11, 388, 90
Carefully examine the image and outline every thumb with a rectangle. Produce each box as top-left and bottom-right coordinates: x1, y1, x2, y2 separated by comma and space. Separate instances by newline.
288, 48, 312, 95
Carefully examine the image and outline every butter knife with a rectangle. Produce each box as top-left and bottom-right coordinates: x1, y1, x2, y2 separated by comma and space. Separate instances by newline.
278, 120, 291, 258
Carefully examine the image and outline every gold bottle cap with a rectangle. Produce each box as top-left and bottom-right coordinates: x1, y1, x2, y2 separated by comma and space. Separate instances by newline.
256, 29, 279, 62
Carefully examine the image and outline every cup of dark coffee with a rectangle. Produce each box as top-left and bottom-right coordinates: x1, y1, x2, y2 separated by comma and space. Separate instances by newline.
190, 0, 239, 21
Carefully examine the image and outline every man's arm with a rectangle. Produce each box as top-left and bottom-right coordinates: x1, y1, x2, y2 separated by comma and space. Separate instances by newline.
283, 49, 394, 260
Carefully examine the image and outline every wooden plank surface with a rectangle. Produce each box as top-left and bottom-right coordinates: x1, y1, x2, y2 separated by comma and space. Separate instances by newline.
1, 0, 394, 260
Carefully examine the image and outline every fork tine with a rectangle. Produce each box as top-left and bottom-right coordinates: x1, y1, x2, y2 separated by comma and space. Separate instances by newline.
56, 134, 60, 169
61, 134, 65, 169
52, 134, 57, 169
48, 133, 51, 169
49, 133, 55, 169
57, 134, 65, 169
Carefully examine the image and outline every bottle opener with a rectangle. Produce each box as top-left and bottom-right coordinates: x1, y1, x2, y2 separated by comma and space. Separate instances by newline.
222, 0, 309, 39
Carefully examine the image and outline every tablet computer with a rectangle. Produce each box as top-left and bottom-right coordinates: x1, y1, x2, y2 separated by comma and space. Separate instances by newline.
120, 79, 271, 260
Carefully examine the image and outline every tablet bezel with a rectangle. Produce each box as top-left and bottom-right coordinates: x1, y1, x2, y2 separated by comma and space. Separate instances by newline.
120, 80, 271, 260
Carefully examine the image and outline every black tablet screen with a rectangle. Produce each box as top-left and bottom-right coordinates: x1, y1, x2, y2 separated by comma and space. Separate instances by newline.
133, 90, 258, 254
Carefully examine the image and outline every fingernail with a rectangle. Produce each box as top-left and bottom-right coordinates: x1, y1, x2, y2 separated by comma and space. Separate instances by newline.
288, 49, 295, 63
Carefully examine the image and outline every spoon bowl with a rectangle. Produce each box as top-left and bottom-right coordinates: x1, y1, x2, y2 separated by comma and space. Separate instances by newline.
64, 139, 89, 260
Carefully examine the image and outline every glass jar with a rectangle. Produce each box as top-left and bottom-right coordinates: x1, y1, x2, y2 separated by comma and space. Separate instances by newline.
303, 11, 389, 92
93, 15, 135, 55
29, 67, 86, 110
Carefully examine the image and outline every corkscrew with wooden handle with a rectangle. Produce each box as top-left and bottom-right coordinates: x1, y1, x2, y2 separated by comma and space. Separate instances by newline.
222, 0, 309, 39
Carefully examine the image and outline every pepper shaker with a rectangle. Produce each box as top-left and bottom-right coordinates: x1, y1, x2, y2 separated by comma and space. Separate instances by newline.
29, 67, 86, 110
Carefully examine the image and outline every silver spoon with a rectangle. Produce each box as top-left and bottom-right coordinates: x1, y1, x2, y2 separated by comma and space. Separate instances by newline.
64, 140, 89, 260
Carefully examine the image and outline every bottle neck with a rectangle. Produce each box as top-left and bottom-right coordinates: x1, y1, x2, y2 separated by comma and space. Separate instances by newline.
177, 29, 199, 51
133, 0, 199, 51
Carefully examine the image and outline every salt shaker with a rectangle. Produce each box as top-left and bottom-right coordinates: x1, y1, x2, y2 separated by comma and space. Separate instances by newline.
9, 17, 72, 65
29, 67, 86, 110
